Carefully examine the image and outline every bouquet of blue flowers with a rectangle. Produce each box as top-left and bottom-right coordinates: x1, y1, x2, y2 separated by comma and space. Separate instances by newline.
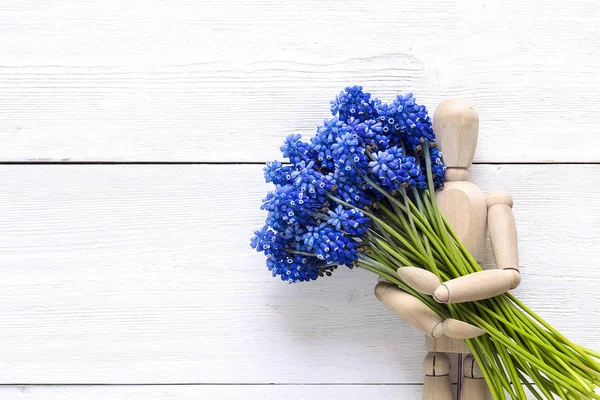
251, 86, 600, 399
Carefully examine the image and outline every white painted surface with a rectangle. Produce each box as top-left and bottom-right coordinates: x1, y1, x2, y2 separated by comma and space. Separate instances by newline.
0, 385, 441, 400
0, 165, 598, 387
1, 0, 600, 162
0, 385, 548, 400
1, 0, 599, 398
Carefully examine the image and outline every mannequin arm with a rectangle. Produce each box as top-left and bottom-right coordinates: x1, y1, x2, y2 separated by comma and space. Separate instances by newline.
486, 190, 519, 272
397, 190, 521, 304
374, 280, 485, 339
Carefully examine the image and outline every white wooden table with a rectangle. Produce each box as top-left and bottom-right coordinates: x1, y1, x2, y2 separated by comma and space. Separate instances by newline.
1, 1, 599, 399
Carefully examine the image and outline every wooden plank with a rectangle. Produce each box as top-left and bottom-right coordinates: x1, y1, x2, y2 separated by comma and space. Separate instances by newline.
0, 164, 598, 384
1, 0, 599, 162
0, 384, 551, 399
0, 385, 435, 400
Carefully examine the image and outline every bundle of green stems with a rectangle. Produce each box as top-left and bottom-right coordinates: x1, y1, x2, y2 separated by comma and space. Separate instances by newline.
332, 170, 600, 400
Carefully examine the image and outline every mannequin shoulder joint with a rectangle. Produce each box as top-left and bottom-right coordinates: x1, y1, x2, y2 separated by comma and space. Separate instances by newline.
486, 190, 513, 208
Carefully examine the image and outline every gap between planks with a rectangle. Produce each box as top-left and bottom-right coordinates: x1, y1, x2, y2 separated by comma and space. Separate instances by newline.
0, 383, 425, 386
1, 161, 600, 165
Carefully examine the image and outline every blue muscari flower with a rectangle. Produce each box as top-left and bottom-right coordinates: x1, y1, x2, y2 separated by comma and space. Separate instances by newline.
331, 132, 368, 180
415, 174, 428, 190
429, 147, 447, 188
345, 116, 362, 131
290, 160, 332, 202
250, 225, 273, 252
264, 160, 295, 185
266, 252, 326, 283
261, 185, 294, 214
302, 223, 359, 267
261, 160, 337, 234
265, 211, 288, 232
251, 225, 286, 257
311, 117, 348, 171
401, 155, 424, 188
253, 225, 338, 283
281, 134, 311, 165
368, 146, 411, 190
264, 160, 282, 182
283, 223, 308, 249
329, 169, 371, 208
376, 103, 401, 134
261, 185, 312, 228
388, 93, 436, 151
327, 205, 370, 237
330, 86, 379, 122
358, 119, 382, 146
374, 103, 405, 149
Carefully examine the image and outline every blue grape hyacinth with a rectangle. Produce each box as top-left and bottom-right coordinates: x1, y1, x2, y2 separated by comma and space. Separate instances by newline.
251, 86, 446, 283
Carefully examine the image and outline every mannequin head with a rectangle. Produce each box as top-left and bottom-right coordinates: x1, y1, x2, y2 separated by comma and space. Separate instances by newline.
433, 99, 479, 176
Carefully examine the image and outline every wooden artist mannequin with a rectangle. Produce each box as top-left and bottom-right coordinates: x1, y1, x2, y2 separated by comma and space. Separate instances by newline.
374, 99, 520, 400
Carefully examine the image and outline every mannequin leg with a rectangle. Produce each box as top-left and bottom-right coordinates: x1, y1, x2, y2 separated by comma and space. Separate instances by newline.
460, 354, 492, 400
423, 352, 454, 400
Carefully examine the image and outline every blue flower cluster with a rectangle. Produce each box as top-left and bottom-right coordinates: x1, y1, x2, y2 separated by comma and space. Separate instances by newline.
251, 86, 446, 283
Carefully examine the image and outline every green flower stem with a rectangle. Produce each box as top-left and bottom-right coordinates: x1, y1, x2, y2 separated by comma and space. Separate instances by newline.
586, 349, 600, 359
504, 299, 597, 373
364, 248, 448, 316
486, 302, 528, 399
421, 193, 471, 276
361, 176, 451, 259
493, 298, 576, 399
391, 196, 419, 243
388, 202, 430, 263
400, 189, 426, 254
369, 237, 415, 269
382, 208, 443, 271
470, 334, 510, 399
440, 214, 483, 272
369, 217, 426, 263
372, 236, 414, 267
499, 299, 599, 396
514, 367, 548, 400
451, 306, 516, 399
464, 310, 568, 398
288, 250, 321, 257
466, 313, 599, 398
480, 339, 514, 398
494, 337, 524, 399
374, 204, 449, 273
376, 203, 447, 265
423, 148, 463, 272
389, 192, 454, 263
517, 334, 565, 398
409, 186, 439, 278
515, 355, 556, 400
357, 262, 400, 286
478, 305, 595, 376
508, 293, 600, 367
373, 220, 404, 256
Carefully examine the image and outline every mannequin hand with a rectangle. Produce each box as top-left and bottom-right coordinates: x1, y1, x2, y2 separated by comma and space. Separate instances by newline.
375, 279, 485, 339
397, 267, 520, 304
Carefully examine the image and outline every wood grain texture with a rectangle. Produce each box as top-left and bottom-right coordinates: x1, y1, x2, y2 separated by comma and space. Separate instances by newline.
0, 164, 598, 385
0, 385, 453, 400
1, 0, 600, 162
0, 385, 543, 400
